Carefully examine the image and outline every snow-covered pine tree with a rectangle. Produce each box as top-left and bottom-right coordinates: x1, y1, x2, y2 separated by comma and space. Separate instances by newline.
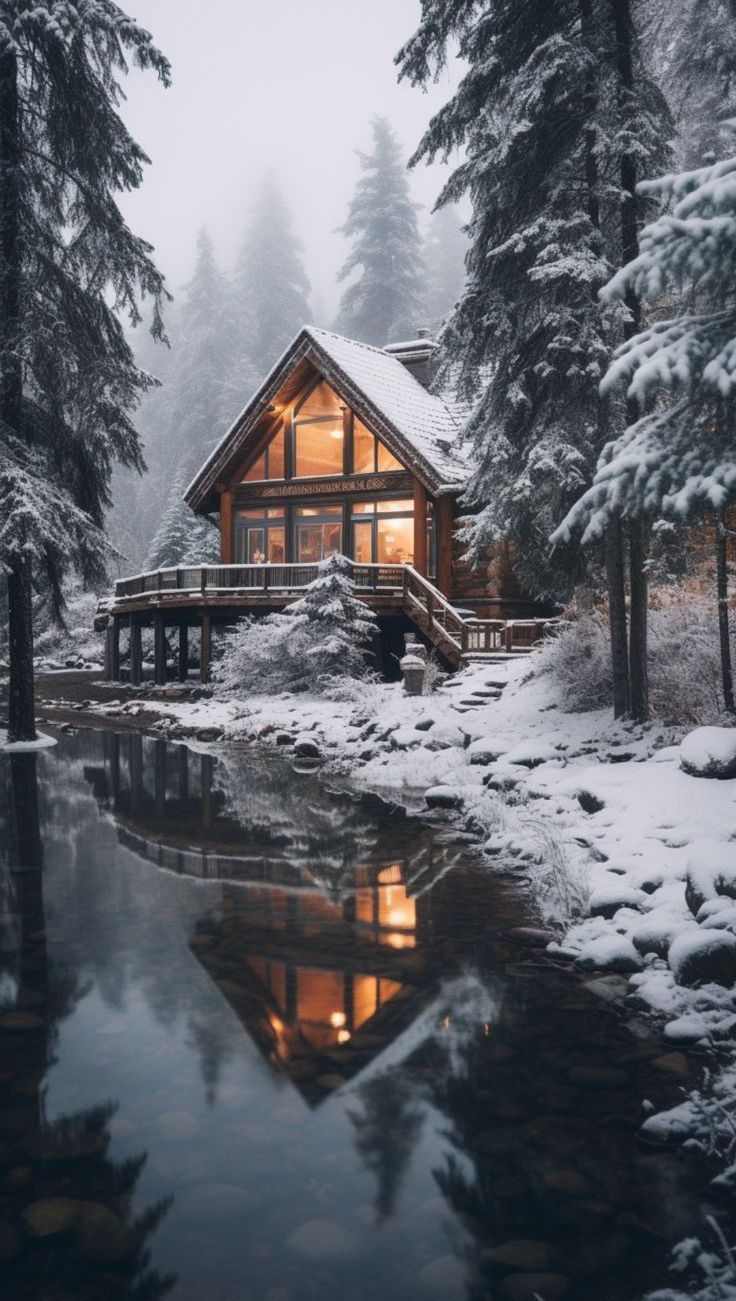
648, 0, 736, 167
144, 473, 219, 571
423, 204, 467, 336
335, 118, 424, 346
214, 554, 378, 697
396, 1, 616, 604
0, 3, 169, 741
232, 176, 312, 378
554, 149, 736, 714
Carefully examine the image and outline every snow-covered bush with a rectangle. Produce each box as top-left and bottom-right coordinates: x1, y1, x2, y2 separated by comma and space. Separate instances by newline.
538, 592, 734, 724
647, 1219, 736, 1301
213, 554, 378, 698
32, 585, 104, 668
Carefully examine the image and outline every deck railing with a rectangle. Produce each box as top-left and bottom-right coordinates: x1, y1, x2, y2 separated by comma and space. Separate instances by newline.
112, 560, 556, 659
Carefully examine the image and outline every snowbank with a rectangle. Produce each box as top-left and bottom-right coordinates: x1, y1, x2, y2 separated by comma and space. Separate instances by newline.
0, 729, 57, 754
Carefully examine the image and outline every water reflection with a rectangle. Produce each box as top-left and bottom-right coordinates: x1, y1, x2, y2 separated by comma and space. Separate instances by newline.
0, 731, 710, 1301
0, 752, 176, 1300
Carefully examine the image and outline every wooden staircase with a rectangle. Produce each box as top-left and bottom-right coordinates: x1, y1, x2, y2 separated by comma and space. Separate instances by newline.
401, 567, 554, 668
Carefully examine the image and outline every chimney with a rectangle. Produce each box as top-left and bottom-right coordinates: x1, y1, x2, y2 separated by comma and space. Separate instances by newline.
383, 328, 437, 388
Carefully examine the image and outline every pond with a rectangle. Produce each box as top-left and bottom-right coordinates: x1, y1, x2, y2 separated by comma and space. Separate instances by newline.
0, 729, 711, 1301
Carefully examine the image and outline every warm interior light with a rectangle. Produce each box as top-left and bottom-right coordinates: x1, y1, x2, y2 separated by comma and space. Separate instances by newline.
330, 1011, 347, 1028
337, 1029, 351, 1044
329, 427, 344, 440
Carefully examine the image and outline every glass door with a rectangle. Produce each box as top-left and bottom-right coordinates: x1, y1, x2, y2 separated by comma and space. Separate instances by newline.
294, 507, 342, 562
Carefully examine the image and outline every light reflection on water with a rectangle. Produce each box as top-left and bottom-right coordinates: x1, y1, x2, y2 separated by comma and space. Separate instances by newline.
0, 731, 705, 1301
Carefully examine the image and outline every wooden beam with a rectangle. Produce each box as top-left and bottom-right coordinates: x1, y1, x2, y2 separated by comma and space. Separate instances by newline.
200, 614, 211, 684
130, 619, 142, 686
436, 497, 454, 597
413, 480, 428, 577
106, 617, 121, 681
178, 624, 189, 683
219, 488, 233, 564
153, 615, 166, 685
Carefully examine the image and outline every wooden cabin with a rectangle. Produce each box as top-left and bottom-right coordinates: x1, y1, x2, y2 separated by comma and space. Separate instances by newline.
101, 327, 552, 681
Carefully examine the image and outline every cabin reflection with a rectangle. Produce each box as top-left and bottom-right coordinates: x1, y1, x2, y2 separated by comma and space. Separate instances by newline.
84, 733, 444, 1103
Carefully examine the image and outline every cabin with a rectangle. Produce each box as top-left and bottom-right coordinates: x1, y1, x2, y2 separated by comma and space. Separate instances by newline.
101, 326, 553, 682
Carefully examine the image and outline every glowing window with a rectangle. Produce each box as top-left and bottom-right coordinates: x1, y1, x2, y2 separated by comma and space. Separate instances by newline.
242, 423, 285, 482
377, 440, 402, 471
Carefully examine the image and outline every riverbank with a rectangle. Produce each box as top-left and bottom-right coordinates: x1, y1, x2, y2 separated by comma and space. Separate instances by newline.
25, 663, 736, 1197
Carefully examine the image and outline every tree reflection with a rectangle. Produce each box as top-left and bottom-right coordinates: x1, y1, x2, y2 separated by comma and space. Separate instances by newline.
0, 752, 176, 1300
347, 1070, 424, 1221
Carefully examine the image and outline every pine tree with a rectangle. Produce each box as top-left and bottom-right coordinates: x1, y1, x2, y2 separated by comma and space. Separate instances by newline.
397, 2, 618, 603
232, 176, 312, 377
555, 149, 736, 714
214, 554, 378, 696
144, 473, 219, 571
0, 3, 169, 741
649, 0, 736, 166
335, 118, 424, 346
423, 204, 467, 335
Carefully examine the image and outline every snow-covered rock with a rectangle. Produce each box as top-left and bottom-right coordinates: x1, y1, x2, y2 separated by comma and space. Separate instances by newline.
574, 933, 643, 973
680, 726, 736, 779
425, 785, 465, 810
589, 883, 648, 919
504, 740, 561, 769
639, 1100, 698, 1147
668, 928, 736, 988
685, 844, 736, 917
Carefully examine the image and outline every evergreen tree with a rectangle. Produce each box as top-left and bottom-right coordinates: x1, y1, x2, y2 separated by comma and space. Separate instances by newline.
335, 117, 424, 345
555, 149, 736, 713
144, 473, 219, 571
214, 554, 378, 696
232, 176, 311, 377
649, 0, 736, 166
397, 2, 617, 603
0, 2, 169, 740
423, 204, 467, 335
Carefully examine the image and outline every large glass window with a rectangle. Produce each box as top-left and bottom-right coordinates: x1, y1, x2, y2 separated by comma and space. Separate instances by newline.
352, 418, 403, 473
350, 500, 414, 566
235, 508, 285, 564
294, 381, 345, 478
243, 424, 286, 483
295, 505, 342, 563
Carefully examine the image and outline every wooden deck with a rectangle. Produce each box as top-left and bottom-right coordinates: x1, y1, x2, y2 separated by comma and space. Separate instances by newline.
101, 561, 555, 678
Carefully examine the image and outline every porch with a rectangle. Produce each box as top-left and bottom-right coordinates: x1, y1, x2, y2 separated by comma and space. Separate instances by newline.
99, 561, 555, 682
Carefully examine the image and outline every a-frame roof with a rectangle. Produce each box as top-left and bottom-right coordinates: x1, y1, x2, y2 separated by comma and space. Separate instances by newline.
185, 326, 468, 513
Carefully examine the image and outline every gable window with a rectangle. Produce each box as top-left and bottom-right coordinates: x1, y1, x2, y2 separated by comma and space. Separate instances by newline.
243, 423, 285, 483
294, 381, 345, 478
352, 417, 403, 474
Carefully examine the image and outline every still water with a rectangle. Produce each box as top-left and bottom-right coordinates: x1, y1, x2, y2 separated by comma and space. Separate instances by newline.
0, 729, 711, 1300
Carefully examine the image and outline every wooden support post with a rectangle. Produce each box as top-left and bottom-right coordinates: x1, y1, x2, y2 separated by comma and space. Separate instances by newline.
107, 617, 121, 681
129, 733, 143, 814
505, 622, 514, 653
178, 625, 189, 683
130, 619, 142, 686
108, 732, 120, 801
201, 753, 213, 829
413, 480, 428, 577
154, 739, 166, 817
178, 745, 189, 800
200, 614, 211, 684
219, 487, 233, 564
436, 497, 454, 597
154, 615, 166, 685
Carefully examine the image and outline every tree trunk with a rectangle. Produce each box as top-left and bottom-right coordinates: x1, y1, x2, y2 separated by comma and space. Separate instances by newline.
628, 517, 649, 720
0, 45, 35, 741
606, 519, 629, 717
716, 508, 735, 715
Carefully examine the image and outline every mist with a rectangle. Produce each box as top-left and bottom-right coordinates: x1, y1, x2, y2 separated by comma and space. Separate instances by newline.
119, 0, 463, 314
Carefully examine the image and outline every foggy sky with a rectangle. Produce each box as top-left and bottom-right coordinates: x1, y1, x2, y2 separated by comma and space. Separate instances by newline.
119, 0, 463, 319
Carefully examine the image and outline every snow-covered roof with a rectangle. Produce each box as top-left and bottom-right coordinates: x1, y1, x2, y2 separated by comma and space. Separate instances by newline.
185, 325, 468, 511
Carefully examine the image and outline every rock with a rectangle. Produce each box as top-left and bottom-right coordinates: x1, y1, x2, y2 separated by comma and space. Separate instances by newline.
651, 1052, 689, 1077
180, 1182, 262, 1218
578, 790, 605, 813
471, 1127, 519, 1156
22, 1197, 81, 1237
630, 916, 680, 958
543, 1170, 592, 1197
285, 1217, 360, 1261
507, 926, 557, 947
73, 1202, 130, 1263
422, 723, 466, 751
589, 884, 647, 919
575, 935, 642, 973
669, 928, 736, 988
484, 1239, 554, 1272
498, 1273, 570, 1301
685, 846, 736, 917
638, 1100, 696, 1147
568, 1066, 630, 1090
275, 732, 293, 746
418, 1254, 466, 1294
0, 1221, 22, 1263
390, 725, 422, 750
468, 737, 508, 766
415, 717, 435, 731
0, 1011, 44, 1032
293, 737, 320, 759
505, 741, 560, 769
194, 727, 223, 743
680, 726, 736, 779
425, 785, 464, 810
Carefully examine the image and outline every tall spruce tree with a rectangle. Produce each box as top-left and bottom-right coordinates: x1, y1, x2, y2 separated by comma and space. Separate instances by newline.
397, 2, 616, 603
423, 204, 467, 335
232, 176, 311, 378
335, 118, 424, 346
0, 2, 169, 741
649, 0, 736, 166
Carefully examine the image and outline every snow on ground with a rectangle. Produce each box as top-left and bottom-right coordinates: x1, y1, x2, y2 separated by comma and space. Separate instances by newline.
63, 654, 736, 1173
0, 729, 58, 754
